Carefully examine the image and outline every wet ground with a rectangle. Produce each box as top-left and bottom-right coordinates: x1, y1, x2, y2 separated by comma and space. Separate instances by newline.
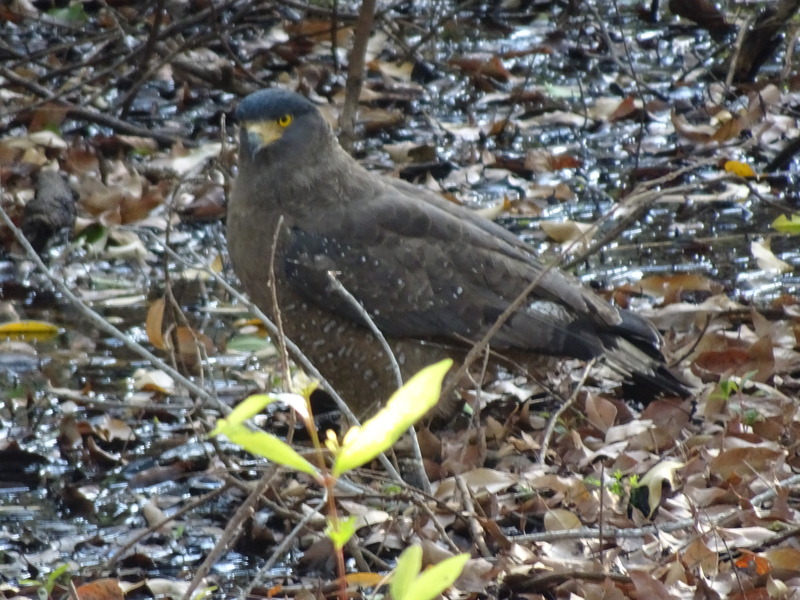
1, 0, 799, 597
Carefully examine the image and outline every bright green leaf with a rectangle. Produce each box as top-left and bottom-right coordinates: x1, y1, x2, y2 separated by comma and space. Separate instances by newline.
772, 214, 800, 234
44, 564, 71, 594
400, 552, 469, 600
718, 378, 739, 399
325, 516, 357, 550
211, 421, 319, 479
74, 222, 109, 250
333, 359, 452, 476
390, 545, 422, 600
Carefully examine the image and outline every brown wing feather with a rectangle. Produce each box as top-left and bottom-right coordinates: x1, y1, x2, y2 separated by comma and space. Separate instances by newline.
283, 177, 632, 359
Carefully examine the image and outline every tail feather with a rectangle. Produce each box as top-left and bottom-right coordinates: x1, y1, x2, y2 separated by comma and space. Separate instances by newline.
602, 336, 689, 401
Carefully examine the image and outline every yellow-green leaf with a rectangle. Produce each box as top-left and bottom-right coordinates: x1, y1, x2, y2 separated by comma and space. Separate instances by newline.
400, 552, 469, 600
210, 421, 319, 479
772, 214, 800, 235
391, 545, 422, 600
333, 359, 452, 476
325, 516, 357, 550
217, 394, 277, 427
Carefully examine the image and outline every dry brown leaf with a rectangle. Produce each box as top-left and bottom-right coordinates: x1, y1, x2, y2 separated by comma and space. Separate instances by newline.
764, 548, 800, 577
710, 447, 784, 482
548, 153, 582, 170
174, 325, 216, 369
671, 111, 715, 143
75, 578, 124, 600
628, 568, 678, 600
133, 368, 176, 395
95, 414, 134, 443
434, 468, 517, 500
449, 55, 510, 82
669, 0, 729, 30
609, 96, 640, 121
712, 115, 744, 143
633, 273, 723, 299
585, 394, 618, 434
119, 179, 165, 223
681, 538, 719, 575
539, 219, 593, 249
145, 296, 167, 350
728, 588, 771, 600
693, 347, 752, 379
86, 436, 120, 467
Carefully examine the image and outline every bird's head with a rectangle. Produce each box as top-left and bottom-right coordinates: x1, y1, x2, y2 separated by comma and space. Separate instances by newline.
234, 89, 330, 165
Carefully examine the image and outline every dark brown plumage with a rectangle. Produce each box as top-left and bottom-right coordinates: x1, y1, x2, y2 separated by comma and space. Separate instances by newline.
228, 89, 686, 415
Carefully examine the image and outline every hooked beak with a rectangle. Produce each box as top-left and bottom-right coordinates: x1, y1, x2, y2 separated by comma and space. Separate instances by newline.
242, 121, 284, 160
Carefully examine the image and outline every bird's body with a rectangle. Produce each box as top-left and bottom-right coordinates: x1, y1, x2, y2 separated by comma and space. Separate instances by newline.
229, 89, 685, 415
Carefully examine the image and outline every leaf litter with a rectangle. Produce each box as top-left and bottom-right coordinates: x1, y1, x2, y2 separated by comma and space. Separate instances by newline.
1, 1, 800, 599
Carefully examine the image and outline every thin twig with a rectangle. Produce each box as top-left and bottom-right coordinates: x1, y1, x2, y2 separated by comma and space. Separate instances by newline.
240, 496, 328, 600
144, 232, 406, 485
339, 0, 377, 149
184, 468, 278, 600
599, 462, 605, 570
0, 65, 181, 145
455, 474, 492, 558
105, 482, 231, 567
120, 0, 167, 118
414, 494, 462, 554
538, 359, 596, 467
725, 13, 755, 89
584, 1, 668, 102
326, 272, 403, 390
269, 217, 293, 392
326, 271, 430, 494
0, 201, 224, 413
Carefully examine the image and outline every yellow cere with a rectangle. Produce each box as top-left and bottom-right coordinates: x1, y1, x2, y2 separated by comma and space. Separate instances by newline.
245, 120, 287, 146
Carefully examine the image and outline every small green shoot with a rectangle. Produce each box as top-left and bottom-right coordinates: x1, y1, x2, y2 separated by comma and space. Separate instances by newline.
325, 516, 357, 550
211, 360, 458, 600
19, 563, 71, 596
742, 408, 764, 426
716, 378, 739, 401
716, 369, 758, 401
607, 470, 625, 497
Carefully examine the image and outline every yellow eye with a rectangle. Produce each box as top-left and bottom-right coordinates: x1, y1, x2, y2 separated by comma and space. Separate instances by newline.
277, 114, 292, 127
